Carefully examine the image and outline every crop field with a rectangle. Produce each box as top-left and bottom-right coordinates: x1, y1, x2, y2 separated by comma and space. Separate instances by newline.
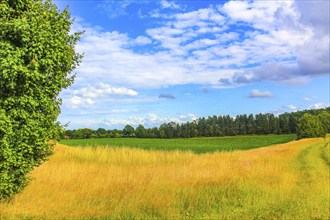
60, 134, 296, 153
1, 136, 329, 219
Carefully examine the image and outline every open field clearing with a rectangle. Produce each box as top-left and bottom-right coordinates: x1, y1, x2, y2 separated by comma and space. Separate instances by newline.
1, 137, 329, 219
60, 134, 296, 153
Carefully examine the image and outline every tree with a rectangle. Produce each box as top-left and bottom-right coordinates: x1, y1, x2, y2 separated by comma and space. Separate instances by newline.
297, 113, 326, 139
123, 125, 135, 137
135, 125, 146, 138
96, 128, 107, 138
288, 114, 298, 133
0, 0, 82, 199
279, 114, 290, 134
268, 114, 278, 134
246, 114, 255, 135
255, 114, 269, 134
80, 128, 93, 139
318, 111, 330, 133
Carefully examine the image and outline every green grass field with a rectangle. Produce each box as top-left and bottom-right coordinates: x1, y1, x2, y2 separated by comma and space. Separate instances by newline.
60, 134, 296, 153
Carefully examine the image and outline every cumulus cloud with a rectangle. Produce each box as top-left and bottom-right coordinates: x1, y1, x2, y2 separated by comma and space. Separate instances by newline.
287, 105, 298, 111
103, 113, 198, 127
72, 83, 138, 98
73, 21, 219, 88
179, 114, 197, 121
160, 0, 181, 10
222, 1, 268, 23
308, 102, 329, 110
132, 36, 152, 45
248, 89, 273, 98
64, 96, 95, 109
218, 0, 329, 86
220, 62, 305, 86
72, 0, 328, 90
159, 94, 176, 99
62, 83, 138, 109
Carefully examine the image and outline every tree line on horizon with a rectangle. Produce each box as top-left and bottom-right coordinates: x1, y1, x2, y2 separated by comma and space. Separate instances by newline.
63, 107, 330, 139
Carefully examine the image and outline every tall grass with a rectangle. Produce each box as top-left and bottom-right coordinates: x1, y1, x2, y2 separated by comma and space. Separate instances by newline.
0, 137, 329, 219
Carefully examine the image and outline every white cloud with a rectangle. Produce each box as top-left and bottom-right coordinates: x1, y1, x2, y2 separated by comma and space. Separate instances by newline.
103, 117, 145, 127
184, 38, 219, 51
287, 105, 298, 111
160, 0, 181, 10
179, 114, 197, 121
222, 1, 261, 22
308, 103, 329, 110
102, 113, 198, 127
64, 96, 95, 109
133, 36, 152, 45
62, 83, 138, 109
218, 1, 328, 86
221, 1, 299, 31
249, 89, 273, 98
72, 83, 138, 98
72, 0, 328, 90
72, 19, 233, 89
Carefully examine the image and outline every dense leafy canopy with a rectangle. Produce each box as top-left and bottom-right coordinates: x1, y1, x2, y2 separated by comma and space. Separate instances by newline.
0, 0, 82, 199
123, 125, 135, 137
297, 111, 330, 139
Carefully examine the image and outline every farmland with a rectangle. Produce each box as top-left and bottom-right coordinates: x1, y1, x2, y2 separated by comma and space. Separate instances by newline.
1, 136, 329, 219
60, 134, 296, 153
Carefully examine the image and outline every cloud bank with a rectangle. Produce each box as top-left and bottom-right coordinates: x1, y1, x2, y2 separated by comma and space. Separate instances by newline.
71, 1, 328, 91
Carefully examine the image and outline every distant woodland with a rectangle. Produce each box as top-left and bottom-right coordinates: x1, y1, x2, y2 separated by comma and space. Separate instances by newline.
63, 108, 330, 139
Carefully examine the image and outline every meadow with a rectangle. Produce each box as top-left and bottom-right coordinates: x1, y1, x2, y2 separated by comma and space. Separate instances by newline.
0, 136, 329, 219
60, 134, 296, 153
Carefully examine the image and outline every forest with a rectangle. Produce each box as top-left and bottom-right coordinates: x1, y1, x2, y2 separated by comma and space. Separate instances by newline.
63, 107, 330, 139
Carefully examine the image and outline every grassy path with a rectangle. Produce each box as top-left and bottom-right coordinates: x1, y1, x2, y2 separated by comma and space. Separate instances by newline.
0, 137, 329, 219
290, 139, 330, 218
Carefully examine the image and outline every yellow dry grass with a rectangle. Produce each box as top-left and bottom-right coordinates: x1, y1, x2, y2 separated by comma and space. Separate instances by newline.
0, 137, 329, 219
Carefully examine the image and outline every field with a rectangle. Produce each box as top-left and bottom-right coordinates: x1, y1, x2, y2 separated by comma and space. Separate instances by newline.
0, 136, 329, 219
60, 134, 296, 153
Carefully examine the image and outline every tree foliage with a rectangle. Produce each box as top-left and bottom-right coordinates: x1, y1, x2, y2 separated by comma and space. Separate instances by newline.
297, 113, 325, 139
64, 108, 330, 140
297, 111, 330, 139
317, 111, 330, 134
0, 0, 82, 199
123, 125, 135, 137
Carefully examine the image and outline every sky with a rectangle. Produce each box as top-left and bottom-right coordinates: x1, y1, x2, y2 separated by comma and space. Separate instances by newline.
54, 0, 330, 130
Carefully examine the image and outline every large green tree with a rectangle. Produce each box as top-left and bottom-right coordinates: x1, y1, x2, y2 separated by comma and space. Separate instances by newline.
317, 111, 330, 133
123, 125, 135, 137
297, 113, 326, 139
135, 125, 146, 138
0, 0, 82, 198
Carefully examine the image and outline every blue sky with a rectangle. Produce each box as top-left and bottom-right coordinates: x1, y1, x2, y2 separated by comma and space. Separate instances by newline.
54, 0, 330, 129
